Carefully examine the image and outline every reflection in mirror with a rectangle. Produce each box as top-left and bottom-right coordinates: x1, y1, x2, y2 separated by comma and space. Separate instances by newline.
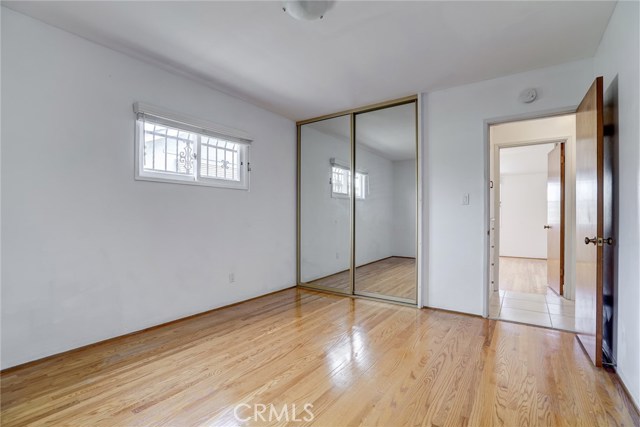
354, 103, 417, 302
300, 115, 352, 292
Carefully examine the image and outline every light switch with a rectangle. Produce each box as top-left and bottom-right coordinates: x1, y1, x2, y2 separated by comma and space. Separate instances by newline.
462, 193, 470, 205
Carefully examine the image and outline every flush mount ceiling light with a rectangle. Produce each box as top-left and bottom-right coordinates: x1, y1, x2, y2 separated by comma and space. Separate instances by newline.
282, 0, 332, 21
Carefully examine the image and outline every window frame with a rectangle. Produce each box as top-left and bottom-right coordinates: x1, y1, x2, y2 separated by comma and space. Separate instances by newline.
133, 102, 252, 190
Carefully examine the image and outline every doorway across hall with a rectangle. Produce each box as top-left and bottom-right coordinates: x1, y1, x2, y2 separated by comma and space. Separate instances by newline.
488, 114, 577, 331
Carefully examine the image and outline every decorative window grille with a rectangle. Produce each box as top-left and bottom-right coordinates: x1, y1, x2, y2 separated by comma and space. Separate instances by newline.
330, 159, 368, 200
199, 137, 242, 182
143, 123, 197, 176
332, 166, 350, 197
134, 103, 251, 190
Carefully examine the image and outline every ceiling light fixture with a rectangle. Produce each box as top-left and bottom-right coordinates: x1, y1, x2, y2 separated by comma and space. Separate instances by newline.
282, 0, 332, 21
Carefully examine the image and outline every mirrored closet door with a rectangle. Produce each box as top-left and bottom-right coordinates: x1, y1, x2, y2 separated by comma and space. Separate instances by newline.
354, 103, 417, 303
298, 98, 418, 304
299, 115, 353, 294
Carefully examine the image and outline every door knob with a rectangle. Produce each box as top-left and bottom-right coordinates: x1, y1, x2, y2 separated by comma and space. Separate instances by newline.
584, 237, 597, 245
544, 225, 551, 229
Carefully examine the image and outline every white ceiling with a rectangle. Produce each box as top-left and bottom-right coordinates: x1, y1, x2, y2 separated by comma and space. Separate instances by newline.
3, 1, 616, 121
356, 103, 416, 161
500, 143, 556, 175
307, 103, 416, 161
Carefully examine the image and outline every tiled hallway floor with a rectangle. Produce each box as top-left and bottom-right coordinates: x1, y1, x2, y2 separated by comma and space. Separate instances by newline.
489, 289, 578, 331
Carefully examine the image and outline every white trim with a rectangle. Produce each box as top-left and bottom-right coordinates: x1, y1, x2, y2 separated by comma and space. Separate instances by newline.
133, 102, 252, 144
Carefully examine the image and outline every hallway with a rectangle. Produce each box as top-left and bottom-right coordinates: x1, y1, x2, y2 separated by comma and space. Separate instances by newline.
491, 257, 577, 331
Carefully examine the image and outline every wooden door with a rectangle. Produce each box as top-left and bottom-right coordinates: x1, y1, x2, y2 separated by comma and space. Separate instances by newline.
575, 76, 607, 367
546, 144, 564, 295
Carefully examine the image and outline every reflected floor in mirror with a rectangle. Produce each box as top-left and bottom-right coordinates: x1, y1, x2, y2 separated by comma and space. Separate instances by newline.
306, 257, 416, 301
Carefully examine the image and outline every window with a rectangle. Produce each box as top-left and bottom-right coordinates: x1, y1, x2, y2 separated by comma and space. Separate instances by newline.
134, 103, 251, 190
330, 159, 368, 200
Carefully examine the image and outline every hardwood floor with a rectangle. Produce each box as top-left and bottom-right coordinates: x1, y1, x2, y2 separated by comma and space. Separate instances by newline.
499, 256, 548, 294
307, 256, 416, 301
2, 288, 637, 426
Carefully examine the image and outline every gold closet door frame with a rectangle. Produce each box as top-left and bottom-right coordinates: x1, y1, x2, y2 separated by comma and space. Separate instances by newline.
297, 96, 419, 305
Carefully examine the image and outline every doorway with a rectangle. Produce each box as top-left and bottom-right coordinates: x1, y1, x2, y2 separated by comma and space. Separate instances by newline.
489, 114, 578, 330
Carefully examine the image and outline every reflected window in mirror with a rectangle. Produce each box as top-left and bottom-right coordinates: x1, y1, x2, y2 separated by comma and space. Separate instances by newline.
354, 171, 368, 200
331, 165, 350, 198
330, 163, 368, 200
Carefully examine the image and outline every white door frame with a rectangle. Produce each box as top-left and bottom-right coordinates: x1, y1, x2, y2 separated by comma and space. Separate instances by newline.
482, 107, 577, 318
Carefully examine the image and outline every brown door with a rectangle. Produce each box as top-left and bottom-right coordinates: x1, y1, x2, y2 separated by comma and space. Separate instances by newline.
546, 143, 564, 295
575, 76, 610, 367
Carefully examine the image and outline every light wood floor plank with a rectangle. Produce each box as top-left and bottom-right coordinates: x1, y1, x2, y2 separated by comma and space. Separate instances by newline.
500, 257, 549, 294
1, 289, 637, 426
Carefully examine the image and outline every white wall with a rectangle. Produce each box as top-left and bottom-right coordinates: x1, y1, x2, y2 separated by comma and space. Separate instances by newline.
499, 171, 548, 259
498, 143, 553, 260
0, 8, 296, 369
355, 146, 395, 266
422, 58, 594, 315
392, 159, 416, 257
593, 0, 640, 408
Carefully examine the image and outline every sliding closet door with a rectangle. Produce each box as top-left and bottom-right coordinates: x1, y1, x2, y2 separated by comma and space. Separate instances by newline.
354, 103, 417, 303
299, 115, 353, 293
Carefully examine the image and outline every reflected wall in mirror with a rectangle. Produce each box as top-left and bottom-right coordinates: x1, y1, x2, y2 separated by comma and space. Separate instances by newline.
354, 103, 417, 302
299, 115, 352, 293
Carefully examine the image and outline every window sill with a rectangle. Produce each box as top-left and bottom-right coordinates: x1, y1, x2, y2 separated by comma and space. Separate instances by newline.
135, 174, 249, 190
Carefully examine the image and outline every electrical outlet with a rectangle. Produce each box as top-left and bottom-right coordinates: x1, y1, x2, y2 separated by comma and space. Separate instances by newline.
229, 273, 235, 283
462, 193, 470, 205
